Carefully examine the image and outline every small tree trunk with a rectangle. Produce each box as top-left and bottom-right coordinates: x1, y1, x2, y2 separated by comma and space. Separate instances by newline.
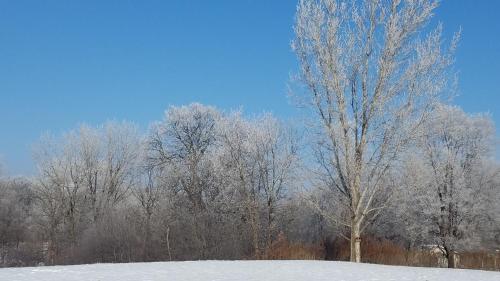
143, 212, 152, 261
251, 203, 260, 259
266, 198, 273, 252
165, 226, 172, 261
48, 232, 57, 265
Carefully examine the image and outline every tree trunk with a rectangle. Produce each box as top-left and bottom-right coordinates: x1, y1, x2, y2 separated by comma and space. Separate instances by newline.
47, 239, 57, 265
447, 251, 456, 268
165, 226, 172, 261
143, 213, 152, 261
266, 198, 273, 252
350, 173, 362, 263
250, 202, 260, 259
350, 220, 362, 263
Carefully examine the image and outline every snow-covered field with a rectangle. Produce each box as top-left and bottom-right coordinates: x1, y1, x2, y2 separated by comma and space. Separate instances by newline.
0, 260, 498, 281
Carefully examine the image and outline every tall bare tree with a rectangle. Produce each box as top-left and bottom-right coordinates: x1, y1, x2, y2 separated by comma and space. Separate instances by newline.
293, 0, 457, 262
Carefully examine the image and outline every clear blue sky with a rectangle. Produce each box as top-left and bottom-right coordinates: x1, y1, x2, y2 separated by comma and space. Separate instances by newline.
0, 0, 499, 176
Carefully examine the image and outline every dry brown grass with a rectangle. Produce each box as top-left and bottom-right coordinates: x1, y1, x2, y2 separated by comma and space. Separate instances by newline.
458, 251, 500, 271
264, 233, 324, 260
265, 234, 499, 271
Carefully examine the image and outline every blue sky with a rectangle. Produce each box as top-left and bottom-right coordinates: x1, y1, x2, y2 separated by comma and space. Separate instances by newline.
0, 0, 499, 176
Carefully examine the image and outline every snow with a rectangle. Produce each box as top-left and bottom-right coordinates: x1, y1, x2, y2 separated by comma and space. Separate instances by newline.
0, 260, 498, 281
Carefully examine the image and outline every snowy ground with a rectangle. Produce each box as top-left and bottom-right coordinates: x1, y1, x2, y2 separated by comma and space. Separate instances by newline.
0, 260, 498, 281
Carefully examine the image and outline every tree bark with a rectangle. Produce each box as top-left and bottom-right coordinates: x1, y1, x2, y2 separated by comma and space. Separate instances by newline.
143, 212, 152, 261
266, 198, 273, 252
250, 200, 260, 259
350, 172, 362, 263
165, 226, 172, 261
350, 220, 362, 263
447, 251, 456, 268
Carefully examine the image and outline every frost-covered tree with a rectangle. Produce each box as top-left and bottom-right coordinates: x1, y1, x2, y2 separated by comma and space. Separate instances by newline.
33, 121, 141, 262
147, 103, 222, 258
34, 130, 87, 255
148, 103, 220, 212
0, 178, 35, 266
133, 166, 165, 261
216, 112, 263, 257
82, 122, 141, 222
488, 171, 500, 250
410, 105, 495, 268
251, 115, 298, 251
293, 0, 457, 262
384, 105, 498, 268
217, 113, 299, 257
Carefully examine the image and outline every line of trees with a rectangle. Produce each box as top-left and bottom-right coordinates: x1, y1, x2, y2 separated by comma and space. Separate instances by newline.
1, 104, 306, 266
0, 102, 499, 268
0, 0, 499, 269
